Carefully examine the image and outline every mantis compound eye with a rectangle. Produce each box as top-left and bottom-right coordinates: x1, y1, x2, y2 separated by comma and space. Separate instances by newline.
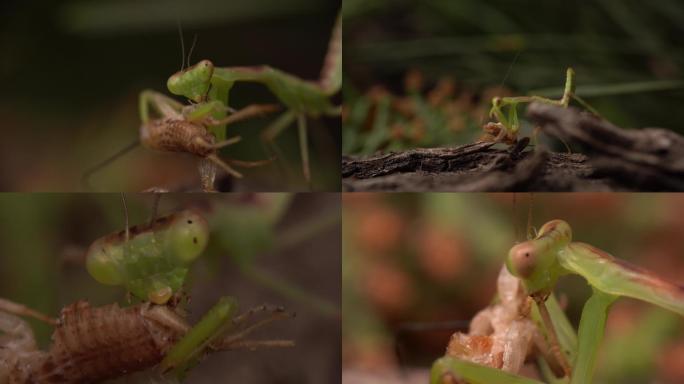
507, 242, 538, 279
165, 210, 210, 264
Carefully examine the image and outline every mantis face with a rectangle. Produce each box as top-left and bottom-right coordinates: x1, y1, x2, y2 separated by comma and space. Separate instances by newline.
167, 59, 215, 102
86, 210, 210, 304
506, 220, 572, 296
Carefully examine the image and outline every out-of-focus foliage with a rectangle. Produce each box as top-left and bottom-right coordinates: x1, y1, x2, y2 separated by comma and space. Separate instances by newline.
0, 0, 340, 191
343, 0, 684, 155
342, 193, 684, 383
0, 193, 341, 383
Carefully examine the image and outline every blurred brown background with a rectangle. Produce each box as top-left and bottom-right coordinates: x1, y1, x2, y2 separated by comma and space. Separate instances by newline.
0, 193, 341, 383
343, 193, 684, 383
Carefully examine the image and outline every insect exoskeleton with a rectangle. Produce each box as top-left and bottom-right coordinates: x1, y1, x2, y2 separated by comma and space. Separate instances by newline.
85, 210, 210, 304
140, 117, 218, 157
8, 301, 188, 384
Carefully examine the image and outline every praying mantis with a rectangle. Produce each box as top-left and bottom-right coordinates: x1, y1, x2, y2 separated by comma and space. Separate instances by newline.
0, 201, 293, 383
480, 68, 576, 145
166, 10, 342, 188
431, 219, 684, 384
84, 10, 340, 192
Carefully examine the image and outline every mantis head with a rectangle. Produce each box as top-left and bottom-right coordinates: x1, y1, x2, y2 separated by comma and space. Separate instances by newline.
506, 220, 572, 296
86, 210, 210, 304
167, 59, 215, 102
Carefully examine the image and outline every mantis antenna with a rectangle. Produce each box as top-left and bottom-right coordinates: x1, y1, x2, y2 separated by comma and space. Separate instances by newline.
177, 19, 186, 72
187, 34, 198, 70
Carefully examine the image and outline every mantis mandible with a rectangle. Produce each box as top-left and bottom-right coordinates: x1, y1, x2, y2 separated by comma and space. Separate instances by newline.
166, 10, 342, 188
0, 201, 294, 383
431, 219, 684, 384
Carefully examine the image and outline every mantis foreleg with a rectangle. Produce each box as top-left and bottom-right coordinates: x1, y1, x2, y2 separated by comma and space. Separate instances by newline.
431, 356, 545, 384
570, 289, 617, 384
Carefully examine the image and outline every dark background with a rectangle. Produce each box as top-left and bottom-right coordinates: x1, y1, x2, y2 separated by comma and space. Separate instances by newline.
0, 0, 341, 191
0, 193, 341, 383
343, 0, 684, 155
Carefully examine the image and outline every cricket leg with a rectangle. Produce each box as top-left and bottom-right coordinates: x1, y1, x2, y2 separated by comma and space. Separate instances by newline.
210, 136, 242, 150
533, 296, 572, 377
206, 154, 243, 179
0, 298, 58, 326
213, 304, 294, 349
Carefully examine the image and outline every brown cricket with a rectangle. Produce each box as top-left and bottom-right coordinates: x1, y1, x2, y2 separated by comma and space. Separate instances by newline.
0, 298, 293, 384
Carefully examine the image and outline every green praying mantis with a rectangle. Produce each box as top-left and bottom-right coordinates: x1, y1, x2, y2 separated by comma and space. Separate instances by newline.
481, 68, 579, 145
431, 219, 684, 384
0, 199, 293, 383
166, 10, 342, 188
84, 10, 341, 191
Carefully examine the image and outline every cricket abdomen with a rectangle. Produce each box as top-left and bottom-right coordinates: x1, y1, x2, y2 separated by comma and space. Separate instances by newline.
23, 301, 178, 384
141, 118, 215, 157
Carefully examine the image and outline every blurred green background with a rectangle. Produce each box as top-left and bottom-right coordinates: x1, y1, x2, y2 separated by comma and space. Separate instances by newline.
342, 0, 684, 155
0, 0, 340, 191
0, 193, 340, 383
343, 193, 684, 383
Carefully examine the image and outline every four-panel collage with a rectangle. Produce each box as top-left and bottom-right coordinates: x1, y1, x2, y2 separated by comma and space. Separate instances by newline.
2, 0, 684, 383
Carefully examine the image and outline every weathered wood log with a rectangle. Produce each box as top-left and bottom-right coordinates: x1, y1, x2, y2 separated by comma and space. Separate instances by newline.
342, 103, 684, 191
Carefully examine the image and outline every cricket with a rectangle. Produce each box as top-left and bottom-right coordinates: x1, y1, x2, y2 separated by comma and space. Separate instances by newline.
0, 200, 294, 383
431, 219, 684, 384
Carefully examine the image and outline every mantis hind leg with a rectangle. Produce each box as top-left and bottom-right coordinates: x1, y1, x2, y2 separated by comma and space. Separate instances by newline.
260, 110, 297, 184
